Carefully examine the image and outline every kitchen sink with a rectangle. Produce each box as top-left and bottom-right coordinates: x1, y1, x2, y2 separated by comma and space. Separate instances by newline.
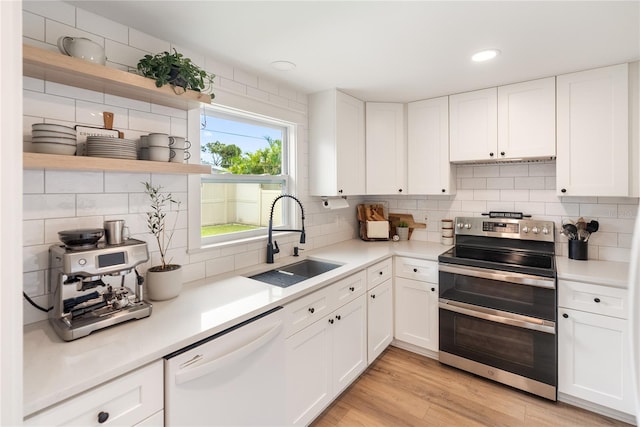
248, 259, 342, 288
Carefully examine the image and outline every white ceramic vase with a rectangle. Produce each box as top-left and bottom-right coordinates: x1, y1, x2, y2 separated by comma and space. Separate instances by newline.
145, 264, 182, 301
397, 227, 409, 241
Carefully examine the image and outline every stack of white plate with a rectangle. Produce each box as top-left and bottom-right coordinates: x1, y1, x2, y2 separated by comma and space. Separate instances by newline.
31, 123, 77, 155
86, 136, 137, 160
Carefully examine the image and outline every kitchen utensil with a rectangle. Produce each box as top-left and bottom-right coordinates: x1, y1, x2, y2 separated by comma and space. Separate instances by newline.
57, 36, 106, 65
103, 111, 124, 138
569, 239, 588, 260
586, 220, 600, 233
58, 228, 104, 249
562, 223, 578, 240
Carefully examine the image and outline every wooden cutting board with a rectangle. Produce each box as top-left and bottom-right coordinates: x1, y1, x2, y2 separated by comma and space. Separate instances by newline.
388, 213, 426, 239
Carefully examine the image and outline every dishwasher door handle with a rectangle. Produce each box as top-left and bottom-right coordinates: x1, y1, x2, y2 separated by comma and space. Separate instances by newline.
174, 320, 283, 385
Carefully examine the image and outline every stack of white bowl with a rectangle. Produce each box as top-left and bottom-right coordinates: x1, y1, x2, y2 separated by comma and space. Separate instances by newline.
31, 123, 77, 155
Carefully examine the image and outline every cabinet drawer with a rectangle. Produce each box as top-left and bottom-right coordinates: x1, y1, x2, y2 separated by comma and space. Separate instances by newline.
333, 271, 366, 307
367, 258, 392, 290
285, 286, 332, 337
394, 257, 438, 283
558, 280, 628, 319
24, 361, 163, 426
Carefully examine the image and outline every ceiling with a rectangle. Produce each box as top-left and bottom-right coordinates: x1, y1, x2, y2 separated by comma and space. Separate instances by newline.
68, 1, 640, 103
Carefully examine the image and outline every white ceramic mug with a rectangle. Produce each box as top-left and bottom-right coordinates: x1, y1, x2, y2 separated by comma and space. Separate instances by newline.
169, 136, 191, 150
149, 146, 170, 162
147, 133, 170, 147
170, 148, 191, 163
104, 219, 128, 245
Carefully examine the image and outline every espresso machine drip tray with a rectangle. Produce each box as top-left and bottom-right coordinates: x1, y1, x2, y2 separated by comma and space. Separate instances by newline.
48, 238, 152, 341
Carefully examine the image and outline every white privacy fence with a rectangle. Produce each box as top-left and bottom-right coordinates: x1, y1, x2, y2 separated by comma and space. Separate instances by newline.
201, 182, 282, 227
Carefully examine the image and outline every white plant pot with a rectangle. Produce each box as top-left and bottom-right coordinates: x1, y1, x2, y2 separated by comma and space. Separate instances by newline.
397, 227, 409, 241
145, 264, 182, 301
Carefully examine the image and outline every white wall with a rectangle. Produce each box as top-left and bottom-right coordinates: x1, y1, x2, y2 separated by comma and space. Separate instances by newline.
21, 1, 359, 325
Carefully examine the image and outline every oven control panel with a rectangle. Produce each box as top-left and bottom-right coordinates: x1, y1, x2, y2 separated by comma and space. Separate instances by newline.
455, 217, 555, 242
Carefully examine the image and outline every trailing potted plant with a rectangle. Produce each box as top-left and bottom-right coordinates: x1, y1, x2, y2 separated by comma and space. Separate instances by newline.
396, 221, 410, 241
143, 182, 182, 300
137, 48, 215, 97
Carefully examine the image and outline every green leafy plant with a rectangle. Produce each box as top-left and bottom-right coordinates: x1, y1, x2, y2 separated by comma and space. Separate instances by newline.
137, 49, 215, 96
397, 221, 409, 228
143, 182, 181, 270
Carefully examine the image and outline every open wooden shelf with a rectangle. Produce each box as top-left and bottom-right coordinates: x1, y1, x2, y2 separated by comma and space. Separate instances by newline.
24, 152, 212, 175
23, 44, 212, 110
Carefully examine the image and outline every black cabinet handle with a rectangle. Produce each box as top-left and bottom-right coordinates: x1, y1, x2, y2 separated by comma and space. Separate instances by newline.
338, 189, 343, 194
379, 271, 383, 275
489, 152, 494, 157
349, 286, 355, 292
413, 268, 418, 273
562, 313, 569, 318
371, 294, 376, 299
308, 307, 315, 314
98, 412, 109, 424
336, 315, 341, 320
594, 298, 601, 303
398, 189, 403, 193
500, 151, 505, 156
441, 189, 446, 193
431, 287, 435, 292
328, 318, 334, 324
561, 188, 567, 193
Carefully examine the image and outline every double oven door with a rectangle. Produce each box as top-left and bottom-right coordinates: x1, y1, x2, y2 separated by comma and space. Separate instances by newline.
438, 263, 557, 400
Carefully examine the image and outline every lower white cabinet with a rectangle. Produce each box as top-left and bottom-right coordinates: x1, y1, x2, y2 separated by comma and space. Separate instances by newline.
24, 361, 163, 426
367, 278, 393, 363
394, 257, 439, 352
558, 280, 634, 415
286, 280, 367, 426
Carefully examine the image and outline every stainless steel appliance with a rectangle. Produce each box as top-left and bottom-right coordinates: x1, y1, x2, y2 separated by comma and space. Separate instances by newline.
164, 307, 285, 426
438, 214, 557, 400
49, 238, 152, 341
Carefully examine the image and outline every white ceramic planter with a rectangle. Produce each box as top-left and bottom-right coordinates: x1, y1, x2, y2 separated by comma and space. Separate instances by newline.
145, 265, 182, 301
397, 227, 409, 241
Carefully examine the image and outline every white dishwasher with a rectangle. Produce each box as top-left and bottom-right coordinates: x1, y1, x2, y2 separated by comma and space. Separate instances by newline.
164, 307, 286, 426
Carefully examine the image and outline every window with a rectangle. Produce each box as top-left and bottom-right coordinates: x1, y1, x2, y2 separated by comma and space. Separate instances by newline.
199, 107, 293, 245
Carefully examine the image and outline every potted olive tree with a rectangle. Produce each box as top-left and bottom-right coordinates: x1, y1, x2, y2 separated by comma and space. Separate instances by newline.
143, 182, 182, 300
137, 48, 215, 97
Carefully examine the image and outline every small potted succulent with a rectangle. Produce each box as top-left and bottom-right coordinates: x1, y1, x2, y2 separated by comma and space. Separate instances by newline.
396, 221, 410, 241
137, 48, 215, 97
143, 182, 182, 300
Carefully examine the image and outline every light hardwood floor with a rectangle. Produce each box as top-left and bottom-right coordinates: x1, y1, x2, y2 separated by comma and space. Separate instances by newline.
311, 346, 632, 427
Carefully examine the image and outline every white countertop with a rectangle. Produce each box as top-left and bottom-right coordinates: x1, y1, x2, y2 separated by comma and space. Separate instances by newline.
23, 239, 448, 416
555, 256, 631, 288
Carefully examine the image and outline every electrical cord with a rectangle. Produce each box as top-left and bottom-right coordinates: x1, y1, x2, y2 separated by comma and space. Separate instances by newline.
23, 292, 52, 312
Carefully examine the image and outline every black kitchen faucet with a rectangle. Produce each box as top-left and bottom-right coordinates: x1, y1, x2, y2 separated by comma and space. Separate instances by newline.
266, 194, 306, 263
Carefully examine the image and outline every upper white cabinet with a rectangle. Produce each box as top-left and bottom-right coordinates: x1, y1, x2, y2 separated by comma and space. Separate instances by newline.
556, 64, 633, 197
366, 102, 407, 195
407, 96, 456, 195
309, 89, 366, 196
449, 87, 498, 162
450, 78, 556, 163
497, 77, 556, 159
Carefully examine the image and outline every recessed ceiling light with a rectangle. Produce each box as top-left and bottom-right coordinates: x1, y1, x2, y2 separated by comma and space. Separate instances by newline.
471, 49, 500, 62
271, 60, 296, 71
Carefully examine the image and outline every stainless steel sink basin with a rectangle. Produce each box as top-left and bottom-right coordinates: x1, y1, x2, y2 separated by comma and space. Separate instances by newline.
248, 259, 341, 288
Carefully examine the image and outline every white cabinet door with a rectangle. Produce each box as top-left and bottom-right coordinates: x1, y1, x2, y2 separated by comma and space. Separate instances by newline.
367, 278, 393, 364
286, 317, 332, 426
309, 89, 365, 196
449, 87, 498, 162
365, 102, 407, 195
556, 64, 629, 196
331, 295, 367, 395
394, 277, 439, 351
407, 96, 455, 195
498, 77, 556, 160
558, 307, 634, 414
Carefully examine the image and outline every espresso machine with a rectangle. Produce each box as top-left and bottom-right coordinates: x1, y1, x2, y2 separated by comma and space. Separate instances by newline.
49, 231, 152, 341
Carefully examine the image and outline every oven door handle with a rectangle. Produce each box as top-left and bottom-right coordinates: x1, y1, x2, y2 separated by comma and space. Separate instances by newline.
438, 264, 555, 289
439, 299, 556, 334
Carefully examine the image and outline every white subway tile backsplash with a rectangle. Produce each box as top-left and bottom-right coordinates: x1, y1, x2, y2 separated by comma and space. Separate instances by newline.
23, 270, 46, 297
268, 93, 289, 108
219, 77, 247, 95
473, 190, 500, 201
76, 8, 128, 44
461, 200, 487, 213
486, 201, 515, 212
151, 174, 188, 193
473, 165, 500, 177
205, 56, 234, 80
545, 202, 580, 216
500, 164, 529, 177
45, 170, 103, 193
24, 91, 75, 121
129, 110, 171, 133
170, 117, 188, 138
598, 246, 630, 263
279, 86, 297, 102
206, 255, 236, 277
514, 202, 546, 215
23, 244, 49, 273
544, 177, 555, 190
234, 69, 258, 88
23, 297, 49, 325
24, 194, 76, 220
258, 77, 279, 95
23, 11, 45, 41
104, 94, 151, 112
486, 177, 514, 189
23, 76, 44, 92
619, 233, 633, 248
456, 165, 473, 177
235, 249, 263, 270
104, 39, 147, 69
129, 29, 170, 55
529, 190, 558, 203
105, 172, 151, 193
24, 170, 45, 194
499, 190, 529, 201
529, 162, 556, 177
24, 220, 44, 246
588, 231, 618, 247
77, 193, 129, 216
46, 81, 104, 103
618, 203, 639, 218
247, 86, 270, 102
459, 178, 487, 190
579, 203, 618, 218
514, 176, 546, 190
45, 19, 104, 48
24, 1, 75, 25
182, 262, 206, 283
151, 104, 187, 120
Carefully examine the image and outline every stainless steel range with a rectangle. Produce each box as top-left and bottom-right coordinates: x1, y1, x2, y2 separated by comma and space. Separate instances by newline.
438, 213, 557, 400
49, 238, 152, 341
